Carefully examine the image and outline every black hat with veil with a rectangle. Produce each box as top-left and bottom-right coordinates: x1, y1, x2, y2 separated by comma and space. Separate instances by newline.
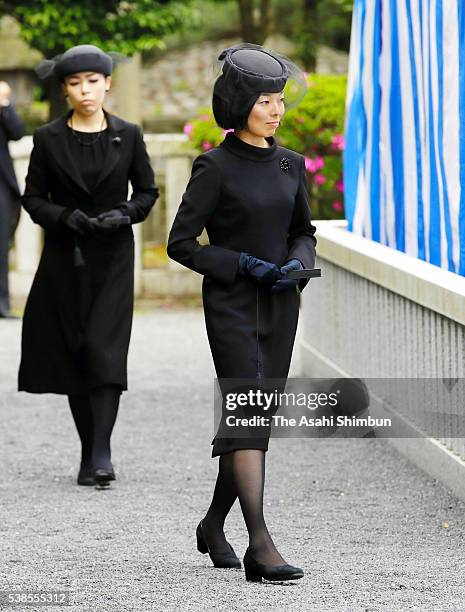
212, 42, 307, 129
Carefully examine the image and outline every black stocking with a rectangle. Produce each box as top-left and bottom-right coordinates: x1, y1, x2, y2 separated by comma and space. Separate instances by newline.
202, 453, 238, 553
203, 449, 286, 565
231, 449, 286, 565
68, 395, 93, 470
89, 385, 121, 471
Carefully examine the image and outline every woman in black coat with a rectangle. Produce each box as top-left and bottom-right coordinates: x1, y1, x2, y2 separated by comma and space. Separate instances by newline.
18, 45, 158, 487
168, 44, 317, 582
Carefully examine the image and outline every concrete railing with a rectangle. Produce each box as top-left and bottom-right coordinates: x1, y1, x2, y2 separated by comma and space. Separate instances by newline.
9, 133, 201, 302
301, 220, 465, 502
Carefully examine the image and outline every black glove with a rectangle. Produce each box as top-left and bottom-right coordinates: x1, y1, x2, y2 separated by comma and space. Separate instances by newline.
61, 209, 95, 237
238, 252, 282, 285
271, 259, 303, 293
96, 208, 126, 234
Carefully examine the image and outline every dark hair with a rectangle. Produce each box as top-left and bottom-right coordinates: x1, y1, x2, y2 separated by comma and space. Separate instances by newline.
212, 76, 259, 130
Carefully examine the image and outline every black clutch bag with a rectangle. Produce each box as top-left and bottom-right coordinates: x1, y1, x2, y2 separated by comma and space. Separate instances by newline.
89, 216, 131, 228
284, 268, 322, 280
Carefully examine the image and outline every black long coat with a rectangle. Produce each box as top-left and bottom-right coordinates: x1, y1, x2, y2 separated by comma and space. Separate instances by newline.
167, 132, 317, 456
18, 109, 158, 395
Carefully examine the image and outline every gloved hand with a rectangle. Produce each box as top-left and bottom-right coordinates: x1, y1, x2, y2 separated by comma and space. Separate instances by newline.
271, 259, 303, 293
238, 252, 282, 285
61, 209, 96, 237
96, 208, 126, 234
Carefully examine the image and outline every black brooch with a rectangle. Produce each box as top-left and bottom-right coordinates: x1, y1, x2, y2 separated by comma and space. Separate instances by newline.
279, 157, 291, 172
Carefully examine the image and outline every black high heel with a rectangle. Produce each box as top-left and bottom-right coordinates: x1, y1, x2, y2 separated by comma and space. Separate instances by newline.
94, 467, 116, 487
243, 548, 304, 582
196, 520, 241, 569
77, 465, 95, 486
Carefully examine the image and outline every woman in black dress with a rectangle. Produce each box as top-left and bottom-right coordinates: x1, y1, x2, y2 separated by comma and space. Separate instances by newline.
168, 44, 317, 582
19, 45, 158, 487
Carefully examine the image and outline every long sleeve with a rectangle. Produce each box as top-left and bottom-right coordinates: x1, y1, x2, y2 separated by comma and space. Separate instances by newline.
21, 129, 67, 229
286, 155, 317, 291
167, 153, 241, 284
0, 104, 25, 141
118, 126, 159, 224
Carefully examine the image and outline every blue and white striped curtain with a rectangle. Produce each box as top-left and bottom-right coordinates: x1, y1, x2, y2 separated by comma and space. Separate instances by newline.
344, 0, 465, 274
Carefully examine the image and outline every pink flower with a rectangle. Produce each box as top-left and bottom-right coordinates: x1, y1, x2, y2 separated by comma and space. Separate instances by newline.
332, 200, 343, 211
305, 156, 318, 173
314, 156, 325, 170
222, 128, 234, 137
331, 134, 345, 151
315, 174, 326, 186
335, 180, 344, 193
183, 123, 193, 136
305, 155, 325, 174
202, 141, 212, 151
200, 114, 210, 121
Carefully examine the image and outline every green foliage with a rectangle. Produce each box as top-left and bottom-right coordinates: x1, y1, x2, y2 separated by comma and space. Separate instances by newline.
278, 74, 346, 219
279, 75, 346, 148
263, 0, 352, 68
183, 109, 226, 151
184, 74, 347, 220
317, 0, 353, 51
0, 0, 199, 56
16, 101, 49, 134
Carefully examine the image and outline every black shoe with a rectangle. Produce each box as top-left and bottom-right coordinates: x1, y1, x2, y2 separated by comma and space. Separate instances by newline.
243, 548, 304, 582
77, 466, 95, 486
196, 520, 241, 569
94, 468, 116, 486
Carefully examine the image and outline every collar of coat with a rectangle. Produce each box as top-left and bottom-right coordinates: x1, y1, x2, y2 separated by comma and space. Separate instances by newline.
46, 108, 127, 195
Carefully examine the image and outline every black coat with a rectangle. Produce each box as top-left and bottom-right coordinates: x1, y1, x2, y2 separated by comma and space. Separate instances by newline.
18, 109, 158, 395
0, 104, 25, 237
167, 132, 317, 456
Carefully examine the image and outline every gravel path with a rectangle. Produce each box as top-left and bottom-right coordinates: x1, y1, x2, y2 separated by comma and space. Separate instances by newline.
1, 307, 464, 611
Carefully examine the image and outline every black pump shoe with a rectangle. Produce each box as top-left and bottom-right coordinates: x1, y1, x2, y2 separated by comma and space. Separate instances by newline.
196, 520, 241, 569
77, 464, 95, 486
94, 468, 116, 487
243, 548, 304, 582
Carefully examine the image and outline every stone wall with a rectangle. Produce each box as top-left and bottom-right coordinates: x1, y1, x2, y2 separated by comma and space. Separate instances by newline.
141, 38, 348, 130
141, 37, 238, 130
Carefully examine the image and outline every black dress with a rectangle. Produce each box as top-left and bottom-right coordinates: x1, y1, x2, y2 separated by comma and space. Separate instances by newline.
18, 110, 158, 395
65, 126, 110, 191
167, 132, 317, 457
